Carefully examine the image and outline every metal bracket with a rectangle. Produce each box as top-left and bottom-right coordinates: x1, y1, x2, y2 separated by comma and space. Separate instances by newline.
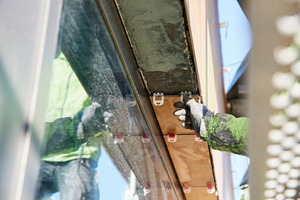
114, 133, 125, 144
143, 183, 151, 194
142, 132, 151, 143
207, 182, 215, 194
183, 182, 191, 193
168, 132, 177, 143
153, 92, 164, 106
164, 182, 172, 193
125, 94, 136, 107
180, 91, 192, 103
195, 134, 203, 142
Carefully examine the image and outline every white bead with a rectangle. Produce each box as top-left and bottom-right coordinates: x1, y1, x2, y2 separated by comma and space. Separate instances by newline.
291, 157, 300, 167
286, 179, 299, 188
289, 82, 300, 98
272, 72, 295, 90
269, 129, 285, 143
292, 144, 300, 155
266, 169, 279, 179
265, 180, 277, 189
281, 137, 297, 149
269, 114, 288, 127
278, 163, 291, 174
289, 168, 300, 179
276, 184, 285, 193
285, 103, 300, 118
275, 193, 285, 200
279, 151, 294, 161
277, 174, 289, 184
276, 15, 300, 36
266, 158, 281, 168
284, 189, 297, 197
274, 46, 299, 66
270, 93, 292, 110
282, 121, 299, 135
264, 189, 276, 197
267, 145, 283, 156
291, 60, 300, 76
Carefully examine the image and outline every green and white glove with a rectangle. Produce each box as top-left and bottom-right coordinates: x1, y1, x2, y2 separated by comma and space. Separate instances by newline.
173, 97, 213, 140
174, 97, 249, 155
77, 102, 113, 140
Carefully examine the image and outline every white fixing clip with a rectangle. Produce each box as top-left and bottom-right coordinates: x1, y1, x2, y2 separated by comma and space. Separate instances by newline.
142, 132, 151, 143
180, 91, 192, 103
168, 132, 177, 143
153, 92, 164, 106
164, 182, 172, 193
114, 133, 125, 144
207, 182, 215, 194
183, 182, 191, 193
125, 94, 136, 107
195, 134, 203, 142
143, 183, 151, 194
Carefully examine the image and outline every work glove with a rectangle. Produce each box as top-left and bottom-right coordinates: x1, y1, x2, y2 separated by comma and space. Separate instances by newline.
81, 102, 101, 123
173, 97, 213, 139
77, 102, 113, 140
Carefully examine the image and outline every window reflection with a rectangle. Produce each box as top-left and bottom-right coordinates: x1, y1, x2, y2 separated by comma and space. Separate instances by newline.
37, 53, 105, 199
36, 51, 175, 199
35, 0, 178, 199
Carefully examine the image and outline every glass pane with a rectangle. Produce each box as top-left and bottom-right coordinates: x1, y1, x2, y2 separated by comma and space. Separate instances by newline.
35, 0, 178, 199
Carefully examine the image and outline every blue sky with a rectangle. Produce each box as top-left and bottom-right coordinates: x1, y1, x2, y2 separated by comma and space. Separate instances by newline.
97, 147, 128, 200
218, 0, 252, 93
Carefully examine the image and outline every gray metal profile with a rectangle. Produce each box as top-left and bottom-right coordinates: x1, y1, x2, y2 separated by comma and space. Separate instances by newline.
0, 0, 63, 199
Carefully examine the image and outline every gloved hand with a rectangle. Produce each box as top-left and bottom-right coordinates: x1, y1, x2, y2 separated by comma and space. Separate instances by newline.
77, 102, 113, 140
81, 102, 101, 123
173, 97, 213, 139
174, 97, 249, 155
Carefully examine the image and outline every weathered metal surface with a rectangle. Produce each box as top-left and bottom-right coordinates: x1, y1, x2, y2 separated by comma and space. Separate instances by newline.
115, 0, 198, 94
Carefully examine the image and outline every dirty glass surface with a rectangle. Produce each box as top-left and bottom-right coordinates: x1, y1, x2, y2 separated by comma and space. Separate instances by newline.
35, 0, 178, 199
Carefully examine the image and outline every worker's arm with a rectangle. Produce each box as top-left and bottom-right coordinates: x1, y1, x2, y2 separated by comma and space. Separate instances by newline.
174, 97, 248, 155
42, 102, 112, 155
